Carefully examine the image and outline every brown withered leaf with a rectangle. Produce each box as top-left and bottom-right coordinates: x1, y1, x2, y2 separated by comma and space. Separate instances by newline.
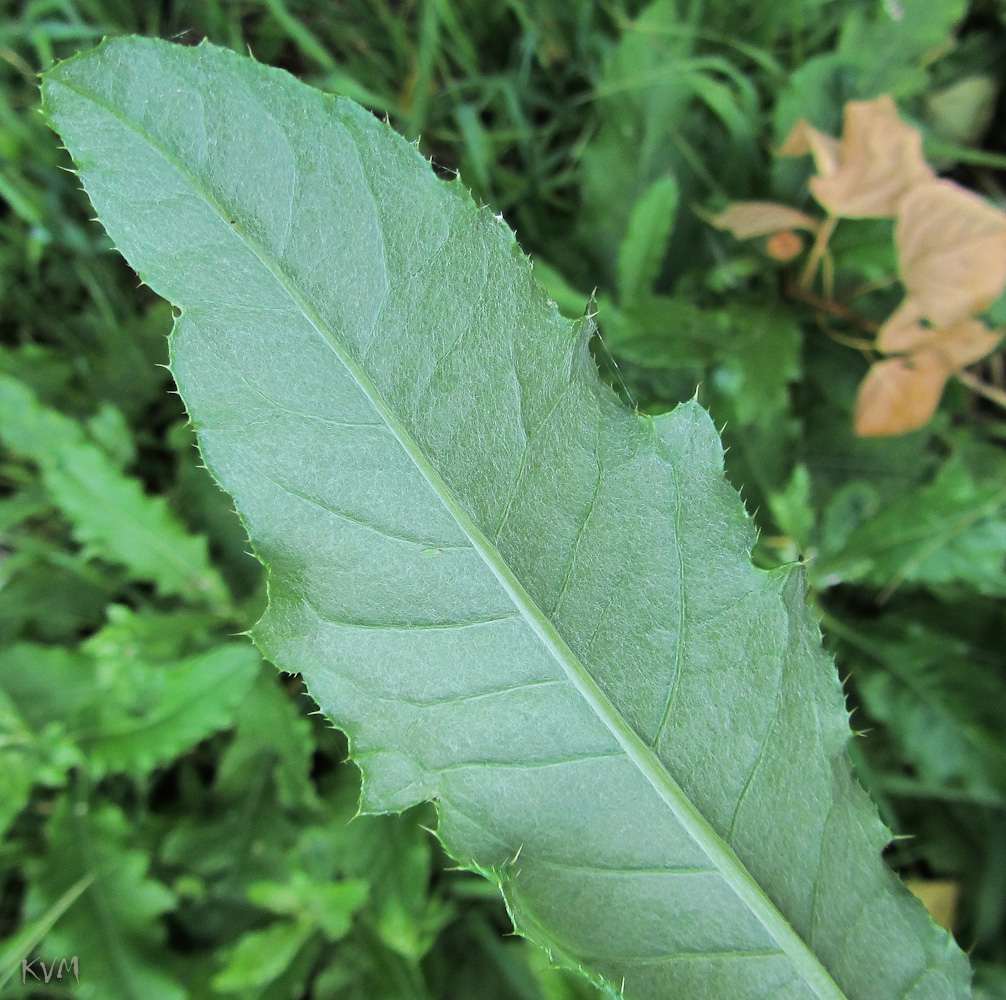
766, 230, 805, 262
906, 880, 960, 933
709, 201, 819, 239
878, 298, 1004, 369
897, 179, 1006, 327
778, 118, 840, 177
854, 350, 948, 437
809, 96, 934, 218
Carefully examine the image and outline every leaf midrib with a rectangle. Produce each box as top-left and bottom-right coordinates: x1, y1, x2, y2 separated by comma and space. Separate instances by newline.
46, 59, 847, 1000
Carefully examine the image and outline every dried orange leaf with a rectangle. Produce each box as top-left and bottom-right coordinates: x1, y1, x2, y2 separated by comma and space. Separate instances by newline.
878, 299, 1004, 369
944, 323, 1006, 368
709, 201, 819, 239
778, 118, 840, 177
766, 229, 804, 262
875, 299, 929, 354
809, 96, 934, 218
897, 178, 1006, 327
906, 881, 960, 933
854, 350, 949, 437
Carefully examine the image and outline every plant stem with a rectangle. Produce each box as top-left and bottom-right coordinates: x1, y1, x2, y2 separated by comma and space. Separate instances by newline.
798, 213, 837, 290
955, 369, 1006, 412
785, 281, 879, 332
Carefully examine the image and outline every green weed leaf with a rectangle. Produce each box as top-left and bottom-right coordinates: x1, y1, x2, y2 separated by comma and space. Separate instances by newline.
81, 641, 260, 778
0, 689, 42, 839
0, 873, 94, 992
24, 801, 183, 1000
212, 917, 316, 992
43, 37, 972, 1000
833, 612, 1006, 806
818, 441, 1006, 598
0, 374, 228, 609
616, 176, 678, 305
217, 669, 319, 810
0, 616, 258, 780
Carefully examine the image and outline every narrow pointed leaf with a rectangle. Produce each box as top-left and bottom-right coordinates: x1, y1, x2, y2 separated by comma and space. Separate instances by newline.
42, 38, 972, 1000
616, 175, 679, 305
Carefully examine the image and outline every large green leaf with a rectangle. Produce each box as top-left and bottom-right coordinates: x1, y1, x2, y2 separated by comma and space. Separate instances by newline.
42, 37, 971, 1000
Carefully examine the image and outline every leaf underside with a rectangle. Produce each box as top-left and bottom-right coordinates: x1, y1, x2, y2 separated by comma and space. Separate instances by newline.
42, 37, 971, 1000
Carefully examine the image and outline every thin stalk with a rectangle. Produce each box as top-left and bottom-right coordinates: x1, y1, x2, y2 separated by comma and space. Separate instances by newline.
798, 214, 837, 291
955, 369, 1006, 412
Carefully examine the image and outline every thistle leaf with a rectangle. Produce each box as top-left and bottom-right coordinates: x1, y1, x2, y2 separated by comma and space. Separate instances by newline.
43, 38, 972, 1000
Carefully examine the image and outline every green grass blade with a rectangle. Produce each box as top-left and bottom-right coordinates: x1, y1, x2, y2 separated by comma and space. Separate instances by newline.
0, 874, 93, 991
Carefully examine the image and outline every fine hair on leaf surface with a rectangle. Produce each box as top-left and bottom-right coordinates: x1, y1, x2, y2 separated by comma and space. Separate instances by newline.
41, 36, 973, 1000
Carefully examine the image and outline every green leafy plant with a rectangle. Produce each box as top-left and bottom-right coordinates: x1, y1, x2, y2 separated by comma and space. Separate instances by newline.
41, 36, 974, 1000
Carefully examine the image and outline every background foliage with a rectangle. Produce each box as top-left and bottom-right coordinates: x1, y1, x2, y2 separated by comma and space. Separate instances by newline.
1, 1, 1006, 998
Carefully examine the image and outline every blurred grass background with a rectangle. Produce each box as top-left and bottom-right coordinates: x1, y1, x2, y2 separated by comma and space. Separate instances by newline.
2, 1, 1006, 997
